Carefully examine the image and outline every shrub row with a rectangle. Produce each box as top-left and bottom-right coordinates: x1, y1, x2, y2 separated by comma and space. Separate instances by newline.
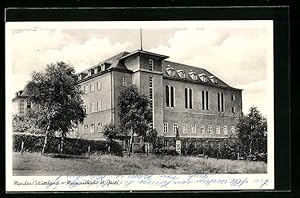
13, 134, 122, 156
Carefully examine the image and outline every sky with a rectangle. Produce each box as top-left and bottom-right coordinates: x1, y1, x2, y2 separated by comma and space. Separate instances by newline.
6, 21, 273, 116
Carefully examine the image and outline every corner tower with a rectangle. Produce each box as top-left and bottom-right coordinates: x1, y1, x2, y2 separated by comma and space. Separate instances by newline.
120, 50, 169, 136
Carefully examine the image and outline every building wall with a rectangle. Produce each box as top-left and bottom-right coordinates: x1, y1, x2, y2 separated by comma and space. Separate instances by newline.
162, 78, 242, 138
112, 70, 133, 125
77, 72, 112, 140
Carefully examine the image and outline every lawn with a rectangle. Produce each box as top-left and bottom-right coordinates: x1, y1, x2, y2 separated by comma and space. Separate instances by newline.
13, 152, 267, 176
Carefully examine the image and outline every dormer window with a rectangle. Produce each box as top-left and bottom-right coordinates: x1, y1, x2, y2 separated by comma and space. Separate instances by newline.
198, 73, 208, 82
166, 67, 176, 77
101, 64, 105, 71
177, 70, 185, 78
209, 76, 218, 84
89, 68, 95, 76
189, 72, 197, 80
78, 73, 87, 80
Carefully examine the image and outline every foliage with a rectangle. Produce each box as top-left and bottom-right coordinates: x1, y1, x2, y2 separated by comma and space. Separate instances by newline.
13, 134, 108, 155
25, 62, 86, 136
103, 123, 120, 142
144, 128, 158, 144
12, 109, 44, 135
118, 85, 152, 137
236, 106, 267, 156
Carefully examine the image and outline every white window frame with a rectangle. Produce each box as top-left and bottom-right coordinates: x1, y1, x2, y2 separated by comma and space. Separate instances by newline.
173, 123, 178, 133
200, 125, 205, 134
90, 82, 95, 92
90, 123, 95, 133
182, 124, 188, 133
97, 100, 102, 111
149, 59, 154, 71
232, 106, 236, 113
223, 125, 228, 135
232, 94, 236, 101
84, 85, 89, 94
208, 125, 213, 134
231, 126, 235, 134
97, 80, 102, 90
97, 122, 103, 132
121, 76, 126, 86
163, 123, 168, 133
216, 125, 221, 134
191, 124, 197, 134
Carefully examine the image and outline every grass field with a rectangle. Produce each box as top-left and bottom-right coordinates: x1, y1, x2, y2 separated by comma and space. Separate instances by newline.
13, 152, 267, 176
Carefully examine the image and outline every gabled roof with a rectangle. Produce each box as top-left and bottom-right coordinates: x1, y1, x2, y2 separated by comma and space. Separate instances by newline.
162, 60, 238, 90
119, 49, 169, 60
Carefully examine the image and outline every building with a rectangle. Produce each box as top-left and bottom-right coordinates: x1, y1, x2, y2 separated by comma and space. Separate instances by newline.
12, 90, 31, 115
75, 49, 242, 148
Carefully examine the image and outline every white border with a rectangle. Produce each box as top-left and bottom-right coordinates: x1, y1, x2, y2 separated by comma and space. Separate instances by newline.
5, 20, 274, 192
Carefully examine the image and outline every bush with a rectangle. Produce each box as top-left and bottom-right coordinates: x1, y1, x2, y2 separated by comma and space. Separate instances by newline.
13, 134, 108, 155
110, 141, 123, 156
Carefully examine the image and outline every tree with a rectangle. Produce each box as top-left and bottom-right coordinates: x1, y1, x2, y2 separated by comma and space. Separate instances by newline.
103, 123, 120, 142
236, 106, 267, 157
118, 85, 152, 151
13, 109, 43, 135
25, 62, 86, 153
118, 85, 152, 136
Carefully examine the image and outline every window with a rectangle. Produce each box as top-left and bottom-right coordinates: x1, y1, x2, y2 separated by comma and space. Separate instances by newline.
183, 124, 188, 133
97, 100, 102, 111
149, 59, 153, 71
218, 92, 224, 112
84, 125, 88, 133
166, 85, 175, 108
91, 102, 96, 113
208, 125, 213, 134
184, 88, 192, 109
166, 67, 176, 77
223, 126, 228, 135
101, 64, 105, 71
164, 123, 168, 133
84, 85, 89, 94
97, 122, 103, 132
191, 124, 197, 134
189, 72, 197, 80
232, 94, 235, 101
90, 124, 95, 133
26, 101, 31, 109
199, 73, 208, 82
209, 76, 218, 84
231, 126, 235, 134
200, 125, 205, 134
216, 125, 221, 134
232, 106, 236, 113
166, 86, 170, 107
90, 82, 95, 92
189, 88, 193, 109
221, 93, 224, 112
177, 70, 185, 78
97, 80, 102, 90
185, 88, 188, 108
149, 76, 153, 123
173, 123, 178, 133
202, 91, 209, 110
89, 69, 95, 76
170, 86, 175, 107
121, 76, 126, 86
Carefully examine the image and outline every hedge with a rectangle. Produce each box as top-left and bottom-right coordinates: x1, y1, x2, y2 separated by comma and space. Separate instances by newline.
13, 134, 113, 155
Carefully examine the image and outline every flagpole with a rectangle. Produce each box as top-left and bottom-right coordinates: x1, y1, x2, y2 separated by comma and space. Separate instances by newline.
140, 28, 143, 51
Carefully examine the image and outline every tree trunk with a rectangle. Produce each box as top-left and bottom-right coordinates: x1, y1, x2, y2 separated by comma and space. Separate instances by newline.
41, 126, 50, 154
60, 132, 65, 153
